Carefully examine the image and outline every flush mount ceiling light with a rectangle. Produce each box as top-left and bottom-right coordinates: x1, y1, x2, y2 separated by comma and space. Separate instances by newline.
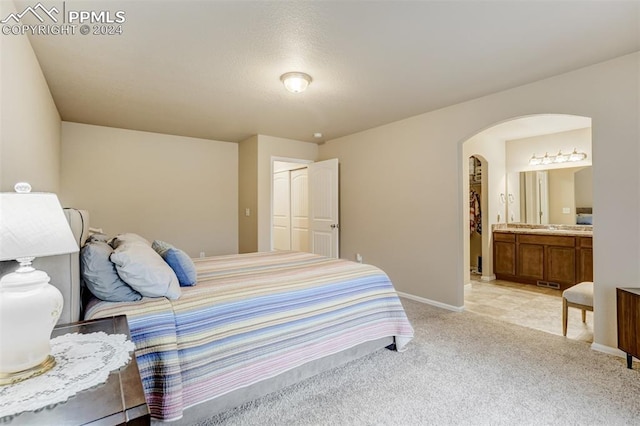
528, 148, 588, 166
280, 72, 312, 93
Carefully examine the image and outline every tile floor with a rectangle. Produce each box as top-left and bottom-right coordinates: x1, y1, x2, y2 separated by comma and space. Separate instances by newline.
464, 275, 593, 343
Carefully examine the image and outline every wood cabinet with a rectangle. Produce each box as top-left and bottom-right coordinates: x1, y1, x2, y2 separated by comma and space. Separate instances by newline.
493, 233, 516, 277
493, 231, 592, 290
577, 237, 593, 282
547, 246, 576, 284
617, 288, 640, 369
518, 242, 545, 281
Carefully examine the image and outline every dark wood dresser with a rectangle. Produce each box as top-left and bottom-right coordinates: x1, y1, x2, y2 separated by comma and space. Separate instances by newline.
617, 287, 640, 369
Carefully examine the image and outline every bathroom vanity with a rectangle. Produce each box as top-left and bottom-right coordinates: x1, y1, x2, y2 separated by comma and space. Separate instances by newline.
493, 224, 593, 290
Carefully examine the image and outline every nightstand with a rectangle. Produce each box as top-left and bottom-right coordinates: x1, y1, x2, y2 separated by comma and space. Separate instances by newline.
4, 315, 150, 425
617, 288, 640, 369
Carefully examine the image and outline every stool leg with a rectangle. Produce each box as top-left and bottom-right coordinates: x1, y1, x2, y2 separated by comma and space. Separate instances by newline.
582, 309, 586, 323
562, 297, 568, 336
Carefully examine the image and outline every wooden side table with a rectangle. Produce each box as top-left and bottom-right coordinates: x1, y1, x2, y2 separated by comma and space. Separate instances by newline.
616, 288, 640, 369
4, 315, 149, 425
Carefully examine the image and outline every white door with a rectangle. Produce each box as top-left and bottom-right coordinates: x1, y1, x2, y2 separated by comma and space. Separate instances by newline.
272, 171, 291, 250
290, 168, 309, 252
308, 158, 339, 258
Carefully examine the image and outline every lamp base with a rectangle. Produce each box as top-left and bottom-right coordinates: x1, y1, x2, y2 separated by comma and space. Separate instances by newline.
0, 355, 56, 386
0, 259, 63, 382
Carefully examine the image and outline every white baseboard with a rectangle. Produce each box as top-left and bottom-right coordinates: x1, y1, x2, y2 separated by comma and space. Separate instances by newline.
591, 342, 634, 360
397, 291, 464, 312
481, 274, 496, 282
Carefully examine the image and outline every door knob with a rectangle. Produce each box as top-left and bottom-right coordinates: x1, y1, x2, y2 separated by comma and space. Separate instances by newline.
330, 224, 340, 229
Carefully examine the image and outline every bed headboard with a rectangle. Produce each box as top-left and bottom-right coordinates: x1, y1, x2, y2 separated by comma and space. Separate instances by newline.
0, 208, 89, 325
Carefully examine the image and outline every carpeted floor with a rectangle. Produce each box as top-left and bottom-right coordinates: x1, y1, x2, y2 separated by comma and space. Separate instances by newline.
200, 298, 640, 425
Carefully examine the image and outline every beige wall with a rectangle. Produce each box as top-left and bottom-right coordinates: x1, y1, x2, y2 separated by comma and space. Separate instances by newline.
0, 1, 61, 193
548, 168, 577, 225
60, 122, 238, 257
574, 167, 593, 209
319, 52, 640, 351
238, 135, 259, 253
256, 135, 318, 252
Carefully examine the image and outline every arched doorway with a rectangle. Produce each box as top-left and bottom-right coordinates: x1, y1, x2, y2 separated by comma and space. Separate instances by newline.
461, 114, 593, 340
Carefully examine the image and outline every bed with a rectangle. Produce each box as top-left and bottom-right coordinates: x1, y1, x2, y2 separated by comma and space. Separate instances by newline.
45, 209, 414, 424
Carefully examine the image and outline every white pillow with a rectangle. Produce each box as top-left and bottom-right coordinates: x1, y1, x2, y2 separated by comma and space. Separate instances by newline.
111, 232, 151, 249
110, 242, 181, 300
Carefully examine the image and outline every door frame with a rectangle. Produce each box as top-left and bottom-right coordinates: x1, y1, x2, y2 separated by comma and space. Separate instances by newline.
270, 157, 313, 251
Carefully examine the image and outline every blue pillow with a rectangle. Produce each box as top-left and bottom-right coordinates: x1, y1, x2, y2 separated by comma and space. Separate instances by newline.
163, 248, 197, 286
576, 213, 593, 225
81, 241, 142, 302
152, 240, 197, 286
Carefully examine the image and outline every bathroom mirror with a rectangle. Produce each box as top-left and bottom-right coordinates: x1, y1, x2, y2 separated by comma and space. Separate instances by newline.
509, 166, 592, 225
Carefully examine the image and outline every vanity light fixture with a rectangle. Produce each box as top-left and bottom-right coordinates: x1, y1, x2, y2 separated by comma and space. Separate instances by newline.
568, 148, 587, 162
528, 148, 587, 166
528, 154, 542, 166
554, 150, 569, 163
280, 72, 312, 93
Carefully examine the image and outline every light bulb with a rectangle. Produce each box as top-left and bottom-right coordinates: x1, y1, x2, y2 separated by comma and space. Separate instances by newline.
280, 72, 312, 93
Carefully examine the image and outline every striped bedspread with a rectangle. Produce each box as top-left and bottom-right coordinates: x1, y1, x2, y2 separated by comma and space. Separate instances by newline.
84, 251, 414, 421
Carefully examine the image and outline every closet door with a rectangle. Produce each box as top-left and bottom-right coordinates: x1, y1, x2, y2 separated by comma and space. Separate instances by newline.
290, 168, 309, 252
272, 171, 291, 250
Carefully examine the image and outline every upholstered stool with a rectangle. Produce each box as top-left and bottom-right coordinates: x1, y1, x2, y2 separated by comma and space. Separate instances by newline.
562, 281, 593, 336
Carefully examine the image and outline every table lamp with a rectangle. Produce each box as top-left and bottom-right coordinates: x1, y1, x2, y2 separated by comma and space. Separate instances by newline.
0, 183, 79, 385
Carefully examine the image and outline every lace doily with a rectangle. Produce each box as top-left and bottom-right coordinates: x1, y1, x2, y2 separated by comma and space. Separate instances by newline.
0, 332, 136, 418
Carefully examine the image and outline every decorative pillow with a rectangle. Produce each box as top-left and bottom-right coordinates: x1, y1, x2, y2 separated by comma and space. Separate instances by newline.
151, 239, 173, 256
152, 240, 197, 286
111, 233, 151, 249
88, 227, 104, 236
88, 232, 110, 243
110, 242, 181, 299
80, 241, 142, 302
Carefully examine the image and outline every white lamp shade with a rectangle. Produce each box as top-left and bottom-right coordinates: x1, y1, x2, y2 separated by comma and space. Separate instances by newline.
0, 192, 79, 261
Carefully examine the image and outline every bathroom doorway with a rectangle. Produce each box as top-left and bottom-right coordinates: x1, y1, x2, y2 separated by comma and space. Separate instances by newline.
461, 114, 593, 341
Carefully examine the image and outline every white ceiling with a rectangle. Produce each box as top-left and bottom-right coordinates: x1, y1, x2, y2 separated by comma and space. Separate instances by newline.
16, 0, 640, 143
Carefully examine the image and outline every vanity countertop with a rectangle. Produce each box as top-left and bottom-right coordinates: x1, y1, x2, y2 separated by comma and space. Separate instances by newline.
493, 224, 593, 237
